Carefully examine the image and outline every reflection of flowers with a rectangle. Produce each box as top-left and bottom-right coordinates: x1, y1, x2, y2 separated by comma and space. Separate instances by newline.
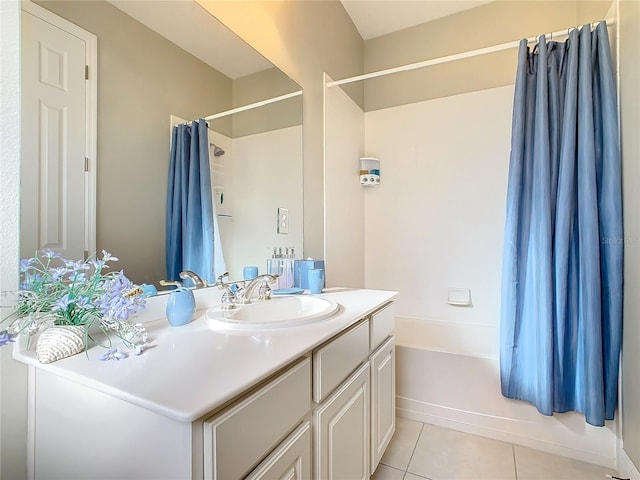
1, 250, 148, 359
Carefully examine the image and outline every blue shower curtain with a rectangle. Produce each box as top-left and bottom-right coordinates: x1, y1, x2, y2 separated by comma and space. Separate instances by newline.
166, 119, 216, 284
500, 23, 622, 427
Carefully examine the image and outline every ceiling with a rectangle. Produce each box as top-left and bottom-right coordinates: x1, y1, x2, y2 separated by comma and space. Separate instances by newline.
340, 0, 494, 40
108, 0, 273, 79
108, 0, 494, 79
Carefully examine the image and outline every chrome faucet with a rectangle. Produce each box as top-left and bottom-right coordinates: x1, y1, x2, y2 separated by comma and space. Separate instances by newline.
214, 272, 236, 310
214, 273, 278, 309
179, 270, 206, 288
235, 274, 279, 305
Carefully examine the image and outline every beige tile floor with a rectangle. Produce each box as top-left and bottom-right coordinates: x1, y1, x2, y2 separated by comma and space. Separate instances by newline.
372, 417, 619, 480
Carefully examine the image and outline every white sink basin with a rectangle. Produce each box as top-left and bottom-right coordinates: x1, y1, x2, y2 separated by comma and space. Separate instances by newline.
204, 295, 339, 331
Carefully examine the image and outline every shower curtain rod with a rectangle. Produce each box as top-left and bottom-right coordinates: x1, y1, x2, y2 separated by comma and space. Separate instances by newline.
327, 19, 614, 88
204, 90, 302, 121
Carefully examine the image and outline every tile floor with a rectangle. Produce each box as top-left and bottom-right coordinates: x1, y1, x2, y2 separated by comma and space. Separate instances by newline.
372, 417, 619, 480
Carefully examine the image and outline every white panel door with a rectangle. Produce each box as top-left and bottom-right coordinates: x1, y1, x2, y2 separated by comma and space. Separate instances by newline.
370, 336, 396, 472
21, 9, 87, 260
314, 362, 370, 480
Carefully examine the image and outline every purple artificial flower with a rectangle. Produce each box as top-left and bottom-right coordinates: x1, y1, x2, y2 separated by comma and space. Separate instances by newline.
52, 294, 74, 312
133, 344, 144, 356
89, 258, 106, 270
0, 331, 15, 347
98, 347, 127, 361
101, 250, 118, 263
19, 258, 35, 273
75, 296, 91, 308
41, 249, 61, 260
98, 271, 143, 320
64, 260, 90, 272
49, 267, 68, 281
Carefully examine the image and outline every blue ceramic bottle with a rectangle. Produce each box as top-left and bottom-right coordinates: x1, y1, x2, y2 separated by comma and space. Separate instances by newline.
166, 287, 196, 327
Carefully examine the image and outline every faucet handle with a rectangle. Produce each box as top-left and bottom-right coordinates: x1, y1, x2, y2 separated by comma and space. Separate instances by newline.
257, 280, 273, 301
214, 272, 230, 289
220, 287, 236, 310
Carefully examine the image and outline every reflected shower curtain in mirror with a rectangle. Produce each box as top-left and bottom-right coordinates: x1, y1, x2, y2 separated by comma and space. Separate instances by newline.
166, 119, 224, 284
500, 23, 622, 427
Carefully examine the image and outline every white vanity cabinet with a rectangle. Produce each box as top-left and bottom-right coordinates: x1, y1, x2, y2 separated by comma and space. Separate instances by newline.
19, 292, 396, 480
312, 302, 396, 479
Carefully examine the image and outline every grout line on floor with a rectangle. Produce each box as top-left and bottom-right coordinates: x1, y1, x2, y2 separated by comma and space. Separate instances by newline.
403, 421, 426, 477
512, 443, 519, 480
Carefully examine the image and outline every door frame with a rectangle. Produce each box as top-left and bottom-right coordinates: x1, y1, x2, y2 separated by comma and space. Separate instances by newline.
21, 0, 97, 256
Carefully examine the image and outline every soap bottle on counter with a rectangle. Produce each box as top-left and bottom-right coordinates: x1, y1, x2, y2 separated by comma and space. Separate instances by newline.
267, 247, 282, 288
281, 247, 295, 289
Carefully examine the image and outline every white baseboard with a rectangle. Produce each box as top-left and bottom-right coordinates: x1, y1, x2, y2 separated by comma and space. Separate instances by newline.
617, 447, 640, 480
397, 396, 617, 470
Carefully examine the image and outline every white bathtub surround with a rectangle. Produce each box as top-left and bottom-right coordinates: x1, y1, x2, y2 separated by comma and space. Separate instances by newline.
394, 318, 617, 469
360, 87, 617, 468
323, 72, 621, 470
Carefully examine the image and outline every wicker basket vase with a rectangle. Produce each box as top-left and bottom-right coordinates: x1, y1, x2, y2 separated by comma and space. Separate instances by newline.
35, 325, 86, 364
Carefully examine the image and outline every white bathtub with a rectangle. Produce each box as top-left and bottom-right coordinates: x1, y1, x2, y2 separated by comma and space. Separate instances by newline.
393, 316, 618, 468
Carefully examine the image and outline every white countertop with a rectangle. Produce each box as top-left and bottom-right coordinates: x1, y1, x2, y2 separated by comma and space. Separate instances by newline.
13, 288, 396, 423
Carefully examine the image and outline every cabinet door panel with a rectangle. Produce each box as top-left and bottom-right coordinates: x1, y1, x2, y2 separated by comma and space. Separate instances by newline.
246, 421, 311, 480
314, 362, 370, 480
371, 336, 396, 472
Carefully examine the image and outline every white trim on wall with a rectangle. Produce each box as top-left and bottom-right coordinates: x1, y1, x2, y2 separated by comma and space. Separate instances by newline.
618, 445, 640, 480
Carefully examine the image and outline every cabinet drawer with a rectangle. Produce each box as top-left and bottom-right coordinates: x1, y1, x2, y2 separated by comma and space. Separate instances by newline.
370, 303, 395, 350
203, 357, 311, 480
313, 319, 369, 403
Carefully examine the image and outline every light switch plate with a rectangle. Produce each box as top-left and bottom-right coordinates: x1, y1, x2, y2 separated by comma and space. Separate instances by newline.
277, 207, 289, 234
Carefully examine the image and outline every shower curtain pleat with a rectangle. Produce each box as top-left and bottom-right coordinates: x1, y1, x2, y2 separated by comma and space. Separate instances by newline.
166, 119, 217, 284
500, 23, 622, 427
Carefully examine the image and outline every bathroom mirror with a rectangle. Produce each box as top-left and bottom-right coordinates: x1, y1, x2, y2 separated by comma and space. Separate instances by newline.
22, 0, 303, 286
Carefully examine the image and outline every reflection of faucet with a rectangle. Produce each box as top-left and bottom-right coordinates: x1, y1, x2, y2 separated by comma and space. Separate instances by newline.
235, 274, 279, 305
179, 270, 206, 288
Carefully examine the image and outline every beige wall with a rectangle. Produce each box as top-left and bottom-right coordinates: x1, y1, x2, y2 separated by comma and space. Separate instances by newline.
620, 0, 640, 471
34, 1, 233, 285
198, 0, 364, 259
231, 67, 302, 138
363, 1, 611, 111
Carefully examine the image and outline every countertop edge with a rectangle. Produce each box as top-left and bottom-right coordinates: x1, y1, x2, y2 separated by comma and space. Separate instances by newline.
13, 289, 398, 423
